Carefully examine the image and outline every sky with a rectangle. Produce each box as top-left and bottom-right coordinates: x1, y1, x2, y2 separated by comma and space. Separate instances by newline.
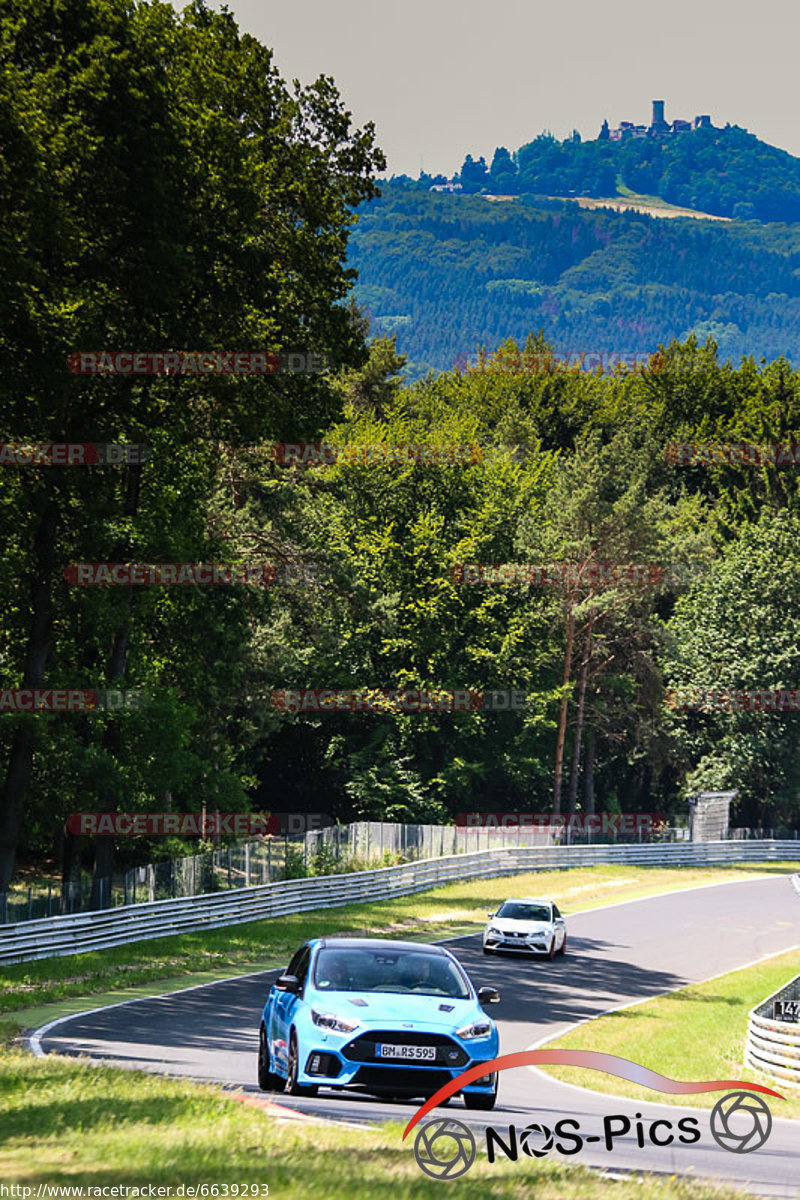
175, 0, 800, 178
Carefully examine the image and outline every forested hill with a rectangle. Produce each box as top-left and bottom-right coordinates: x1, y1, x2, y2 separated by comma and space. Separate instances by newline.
443, 125, 800, 224
348, 186, 800, 381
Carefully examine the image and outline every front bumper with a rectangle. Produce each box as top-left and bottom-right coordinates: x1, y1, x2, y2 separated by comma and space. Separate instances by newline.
297, 1027, 498, 1094
484, 931, 553, 953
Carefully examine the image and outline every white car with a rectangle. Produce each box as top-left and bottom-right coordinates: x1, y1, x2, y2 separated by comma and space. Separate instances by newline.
482, 897, 567, 959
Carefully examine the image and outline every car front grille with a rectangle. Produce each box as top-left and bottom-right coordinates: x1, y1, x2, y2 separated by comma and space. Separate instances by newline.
351, 1066, 455, 1093
342, 1030, 469, 1067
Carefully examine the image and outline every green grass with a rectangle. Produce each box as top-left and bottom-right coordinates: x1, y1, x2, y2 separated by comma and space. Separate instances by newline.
538, 947, 800, 1117
3, 863, 797, 1025
0, 1048, 760, 1198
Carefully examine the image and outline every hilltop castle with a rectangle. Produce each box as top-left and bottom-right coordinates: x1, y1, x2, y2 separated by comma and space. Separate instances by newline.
600, 100, 712, 141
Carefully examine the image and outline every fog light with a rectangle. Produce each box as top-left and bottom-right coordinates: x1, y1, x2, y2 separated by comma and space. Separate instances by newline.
305, 1051, 341, 1077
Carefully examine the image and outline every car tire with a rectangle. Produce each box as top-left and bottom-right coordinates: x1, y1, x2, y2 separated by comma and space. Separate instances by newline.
556, 934, 567, 956
258, 1026, 283, 1092
286, 1031, 318, 1097
546, 937, 556, 961
482, 946, 494, 955
463, 1083, 497, 1111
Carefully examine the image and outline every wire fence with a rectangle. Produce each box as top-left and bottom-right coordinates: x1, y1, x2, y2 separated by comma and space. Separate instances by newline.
2, 820, 796, 924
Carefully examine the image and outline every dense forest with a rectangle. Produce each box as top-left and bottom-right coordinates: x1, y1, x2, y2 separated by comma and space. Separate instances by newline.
2, 0, 800, 899
348, 186, 800, 381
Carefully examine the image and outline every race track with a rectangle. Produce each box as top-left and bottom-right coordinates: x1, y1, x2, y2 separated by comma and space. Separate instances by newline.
30, 876, 800, 1196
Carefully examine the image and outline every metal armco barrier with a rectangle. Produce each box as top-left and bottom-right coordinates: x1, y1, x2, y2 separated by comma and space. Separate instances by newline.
746, 969, 800, 1088
1, 840, 797, 965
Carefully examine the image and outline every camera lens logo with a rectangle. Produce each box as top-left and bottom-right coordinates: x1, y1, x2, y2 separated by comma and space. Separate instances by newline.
519, 1122, 554, 1157
413, 1117, 476, 1180
710, 1092, 772, 1153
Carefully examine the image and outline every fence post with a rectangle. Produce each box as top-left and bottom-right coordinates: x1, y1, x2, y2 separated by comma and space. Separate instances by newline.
245, 842, 251, 888
1, 892, 6, 924
227, 848, 232, 888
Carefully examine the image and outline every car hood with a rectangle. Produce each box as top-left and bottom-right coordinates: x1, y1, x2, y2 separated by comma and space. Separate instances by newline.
489, 918, 553, 932
307, 990, 485, 1030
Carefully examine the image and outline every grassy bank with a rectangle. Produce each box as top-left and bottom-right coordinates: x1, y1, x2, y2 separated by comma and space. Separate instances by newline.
538, 947, 800, 1118
0, 1049, 756, 1199
2, 863, 797, 1025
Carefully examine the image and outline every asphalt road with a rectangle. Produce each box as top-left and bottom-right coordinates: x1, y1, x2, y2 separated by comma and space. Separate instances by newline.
32, 876, 800, 1196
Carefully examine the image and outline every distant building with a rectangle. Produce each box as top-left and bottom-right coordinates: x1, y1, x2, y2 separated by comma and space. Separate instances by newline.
602, 101, 714, 141
430, 181, 463, 193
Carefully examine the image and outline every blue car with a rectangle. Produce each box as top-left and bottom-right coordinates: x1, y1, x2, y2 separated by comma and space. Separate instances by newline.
258, 937, 500, 1109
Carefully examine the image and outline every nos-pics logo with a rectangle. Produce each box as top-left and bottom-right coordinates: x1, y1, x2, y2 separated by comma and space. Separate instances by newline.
404, 1051, 781, 1181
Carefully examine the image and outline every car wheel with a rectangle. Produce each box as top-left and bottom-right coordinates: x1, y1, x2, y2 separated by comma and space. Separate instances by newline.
286, 1031, 318, 1097
463, 1081, 497, 1111
258, 1025, 283, 1091
482, 946, 494, 955
547, 937, 556, 960
557, 934, 567, 956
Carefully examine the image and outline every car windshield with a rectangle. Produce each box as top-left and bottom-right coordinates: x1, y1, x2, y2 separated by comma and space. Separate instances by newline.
313, 947, 471, 998
496, 902, 552, 922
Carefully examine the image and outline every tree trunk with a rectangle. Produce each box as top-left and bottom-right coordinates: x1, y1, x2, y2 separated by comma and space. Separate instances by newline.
567, 615, 594, 813
584, 727, 596, 815
0, 487, 59, 892
552, 605, 575, 816
90, 463, 141, 908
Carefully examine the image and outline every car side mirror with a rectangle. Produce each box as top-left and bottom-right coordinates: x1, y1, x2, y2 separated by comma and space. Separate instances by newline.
275, 973, 301, 994
477, 986, 500, 1005
487, 912, 494, 919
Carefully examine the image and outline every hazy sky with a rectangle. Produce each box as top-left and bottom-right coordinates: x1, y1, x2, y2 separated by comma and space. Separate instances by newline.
178, 0, 799, 178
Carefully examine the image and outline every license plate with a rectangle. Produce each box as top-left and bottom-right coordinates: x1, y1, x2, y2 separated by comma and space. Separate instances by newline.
376, 1043, 436, 1061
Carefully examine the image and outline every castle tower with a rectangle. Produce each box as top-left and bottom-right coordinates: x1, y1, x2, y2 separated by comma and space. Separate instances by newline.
652, 99, 665, 127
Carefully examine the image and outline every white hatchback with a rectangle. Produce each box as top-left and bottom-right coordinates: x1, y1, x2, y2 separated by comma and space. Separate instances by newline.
482, 897, 567, 959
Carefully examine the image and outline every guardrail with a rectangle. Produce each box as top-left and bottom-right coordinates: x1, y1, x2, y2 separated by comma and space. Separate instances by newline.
1, 839, 797, 966
745, 965, 800, 1089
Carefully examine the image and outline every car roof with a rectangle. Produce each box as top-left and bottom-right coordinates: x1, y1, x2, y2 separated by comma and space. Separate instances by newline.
315, 937, 450, 954
498, 897, 554, 905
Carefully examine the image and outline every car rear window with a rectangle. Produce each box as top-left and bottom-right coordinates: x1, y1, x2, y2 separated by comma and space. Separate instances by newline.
314, 948, 471, 998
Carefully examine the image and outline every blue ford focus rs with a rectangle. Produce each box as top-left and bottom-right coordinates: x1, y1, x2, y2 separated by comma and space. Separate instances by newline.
258, 937, 500, 1109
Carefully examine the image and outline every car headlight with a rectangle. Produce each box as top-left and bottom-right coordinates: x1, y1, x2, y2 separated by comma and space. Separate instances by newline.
486, 926, 501, 937
456, 1020, 493, 1040
310, 1009, 361, 1034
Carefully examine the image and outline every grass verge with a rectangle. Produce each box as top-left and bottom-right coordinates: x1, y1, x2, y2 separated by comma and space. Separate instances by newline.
0, 1049, 759, 1198
537, 947, 800, 1117
2, 863, 797, 1026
